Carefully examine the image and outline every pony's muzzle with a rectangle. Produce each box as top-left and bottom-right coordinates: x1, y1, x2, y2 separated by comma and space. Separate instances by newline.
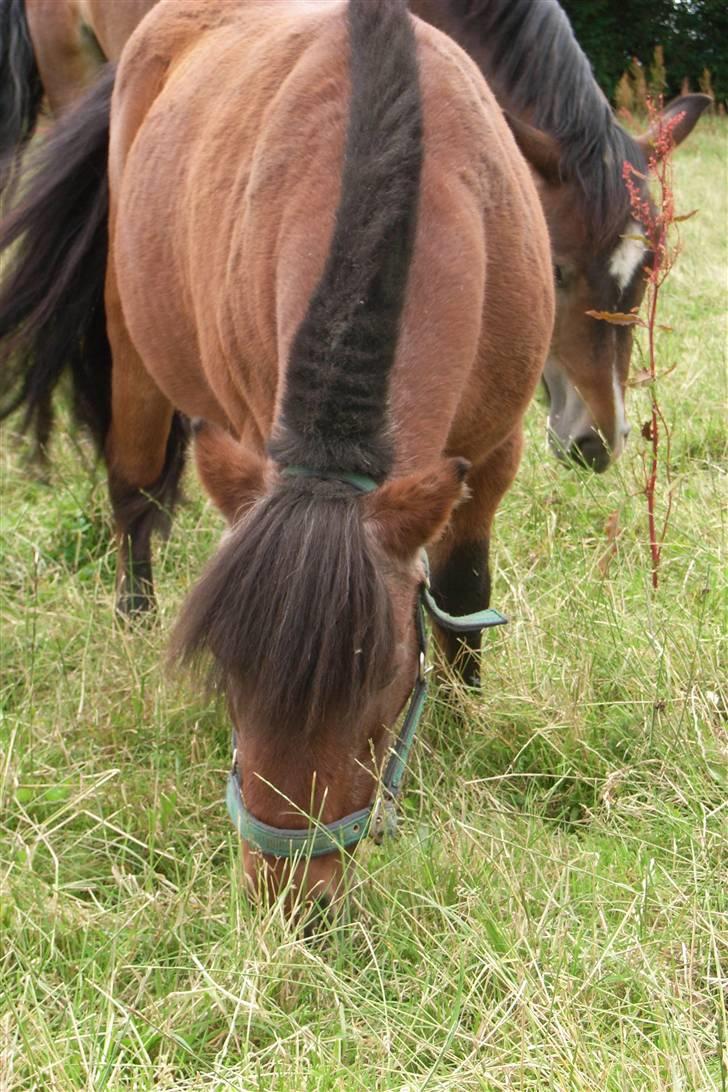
569, 416, 631, 472
569, 432, 612, 474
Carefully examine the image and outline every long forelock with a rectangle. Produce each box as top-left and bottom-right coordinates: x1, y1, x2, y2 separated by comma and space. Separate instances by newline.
171, 479, 396, 736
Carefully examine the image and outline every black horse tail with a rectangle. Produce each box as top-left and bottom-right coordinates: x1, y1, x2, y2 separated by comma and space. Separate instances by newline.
0, 0, 44, 202
0, 65, 114, 457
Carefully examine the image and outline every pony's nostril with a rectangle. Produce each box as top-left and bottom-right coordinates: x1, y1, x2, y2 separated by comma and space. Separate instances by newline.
570, 434, 611, 474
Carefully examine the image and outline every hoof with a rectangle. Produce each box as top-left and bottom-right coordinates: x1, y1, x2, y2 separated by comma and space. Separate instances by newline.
115, 579, 156, 621
462, 670, 481, 691
455, 650, 482, 691
116, 596, 157, 622
116, 551, 155, 621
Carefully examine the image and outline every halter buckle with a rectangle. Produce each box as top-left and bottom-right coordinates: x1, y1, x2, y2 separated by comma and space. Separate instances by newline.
369, 795, 398, 845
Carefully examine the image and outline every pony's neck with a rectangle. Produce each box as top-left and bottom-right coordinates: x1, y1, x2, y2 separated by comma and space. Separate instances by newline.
429, 0, 643, 249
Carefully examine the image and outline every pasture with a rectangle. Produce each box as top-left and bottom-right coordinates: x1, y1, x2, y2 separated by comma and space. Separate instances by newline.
0, 118, 726, 1090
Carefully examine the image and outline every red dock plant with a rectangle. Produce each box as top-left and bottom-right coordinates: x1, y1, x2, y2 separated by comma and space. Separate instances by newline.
589, 98, 696, 589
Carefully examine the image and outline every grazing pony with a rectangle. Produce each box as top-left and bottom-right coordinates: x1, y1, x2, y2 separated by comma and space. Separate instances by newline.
415, 0, 710, 471
0, 0, 554, 905
0, 0, 710, 475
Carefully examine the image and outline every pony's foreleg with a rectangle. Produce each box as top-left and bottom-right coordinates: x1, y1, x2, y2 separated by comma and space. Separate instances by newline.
428, 428, 523, 686
105, 279, 187, 617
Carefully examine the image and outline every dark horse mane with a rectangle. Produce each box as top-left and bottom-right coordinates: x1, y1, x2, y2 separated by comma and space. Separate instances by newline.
445, 0, 646, 248
172, 0, 423, 733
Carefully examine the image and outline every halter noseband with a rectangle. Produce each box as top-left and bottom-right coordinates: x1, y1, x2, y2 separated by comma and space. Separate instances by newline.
226, 468, 506, 860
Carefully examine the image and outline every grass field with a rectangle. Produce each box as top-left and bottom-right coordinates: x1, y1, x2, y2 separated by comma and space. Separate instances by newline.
1, 120, 726, 1091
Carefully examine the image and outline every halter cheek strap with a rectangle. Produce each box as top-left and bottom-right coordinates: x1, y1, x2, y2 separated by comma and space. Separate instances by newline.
225, 467, 507, 859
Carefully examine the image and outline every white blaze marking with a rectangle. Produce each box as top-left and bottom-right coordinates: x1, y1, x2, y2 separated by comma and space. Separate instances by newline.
609, 219, 645, 292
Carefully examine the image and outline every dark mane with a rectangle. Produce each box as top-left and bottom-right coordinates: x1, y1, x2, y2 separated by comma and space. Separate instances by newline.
443, 0, 647, 247
173, 0, 423, 732
269, 0, 423, 479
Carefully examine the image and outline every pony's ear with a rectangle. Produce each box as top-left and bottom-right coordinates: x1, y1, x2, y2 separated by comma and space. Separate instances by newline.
192, 419, 265, 524
364, 458, 470, 559
504, 112, 562, 185
635, 94, 712, 158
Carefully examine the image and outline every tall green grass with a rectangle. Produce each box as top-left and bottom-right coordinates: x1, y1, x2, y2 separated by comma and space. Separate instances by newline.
1, 120, 725, 1090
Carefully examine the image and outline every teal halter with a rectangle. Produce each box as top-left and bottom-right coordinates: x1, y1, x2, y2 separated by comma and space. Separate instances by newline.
226, 468, 507, 859
281, 465, 381, 494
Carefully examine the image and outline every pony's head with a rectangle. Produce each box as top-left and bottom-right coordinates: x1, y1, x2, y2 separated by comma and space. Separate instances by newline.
416, 0, 710, 471
507, 96, 710, 473
174, 423, 468, 907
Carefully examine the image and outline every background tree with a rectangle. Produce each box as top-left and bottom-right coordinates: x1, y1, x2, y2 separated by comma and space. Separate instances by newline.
561, 0, 728, 105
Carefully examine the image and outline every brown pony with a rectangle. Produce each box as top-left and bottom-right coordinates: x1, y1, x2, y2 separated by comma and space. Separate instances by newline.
415, 0, 710, 472
0, 0, 710, 473
0, 0, 552, 906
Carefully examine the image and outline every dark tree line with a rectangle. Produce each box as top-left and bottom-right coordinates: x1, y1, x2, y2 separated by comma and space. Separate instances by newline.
560, 0, 728, 104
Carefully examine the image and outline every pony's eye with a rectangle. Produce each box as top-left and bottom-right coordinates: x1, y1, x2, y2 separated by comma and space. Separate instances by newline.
554, 265, 564, 287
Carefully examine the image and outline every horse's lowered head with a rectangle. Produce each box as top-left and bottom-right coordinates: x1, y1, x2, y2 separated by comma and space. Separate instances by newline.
413, 0, 710, 473
508, 95, 710, 473
173, 423, 470, 910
